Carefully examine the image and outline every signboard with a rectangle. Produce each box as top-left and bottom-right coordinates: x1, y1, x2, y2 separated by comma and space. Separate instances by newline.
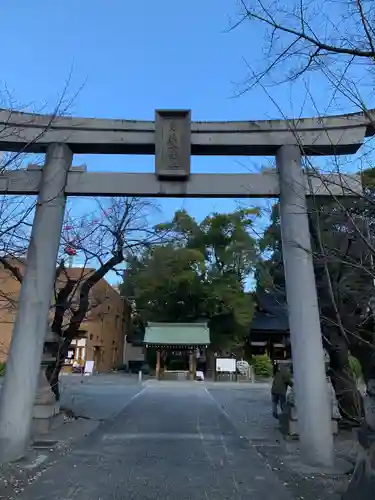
216, 358, 236, 373
155, 109, 191, 179
84, 360, 94, 376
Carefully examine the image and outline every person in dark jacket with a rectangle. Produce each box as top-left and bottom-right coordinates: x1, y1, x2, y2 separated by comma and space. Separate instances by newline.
271, 363, 293, 419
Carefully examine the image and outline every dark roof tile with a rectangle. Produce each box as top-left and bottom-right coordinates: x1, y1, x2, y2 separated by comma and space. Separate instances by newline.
251, 291, 289, 332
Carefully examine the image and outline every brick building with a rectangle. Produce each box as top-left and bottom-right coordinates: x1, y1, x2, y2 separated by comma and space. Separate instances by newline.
0, 259, 130, 372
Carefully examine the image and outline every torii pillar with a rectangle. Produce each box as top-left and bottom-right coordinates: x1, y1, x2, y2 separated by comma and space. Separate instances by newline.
277, 145, 334, 467
0, 107, 369, 468
0, 144, 72, 464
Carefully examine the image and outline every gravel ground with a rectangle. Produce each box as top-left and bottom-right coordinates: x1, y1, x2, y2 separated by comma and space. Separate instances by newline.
0, 374, 143, 499
59, 373, 143, 420
206, 382, 354, 500
0, 377, 357, 499
3, 382, 295, 500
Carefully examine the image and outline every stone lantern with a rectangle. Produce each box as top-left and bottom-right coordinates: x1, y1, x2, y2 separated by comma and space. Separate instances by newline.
32, 328, 62, 435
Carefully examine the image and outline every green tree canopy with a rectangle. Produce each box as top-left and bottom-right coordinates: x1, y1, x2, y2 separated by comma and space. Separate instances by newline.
121, 208, 260, 351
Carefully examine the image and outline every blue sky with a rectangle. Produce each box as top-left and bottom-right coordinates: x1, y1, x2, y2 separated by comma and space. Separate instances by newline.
0, 0, 368, 277
0, 1, 279, 220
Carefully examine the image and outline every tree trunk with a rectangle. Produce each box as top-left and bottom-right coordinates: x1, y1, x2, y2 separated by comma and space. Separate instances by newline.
45, 336, 71, 402
343, 378, 375, 498
350, 341, 375, 430
325, 330, 364, 426
45, 361, 62, 401
343, 333, 375, 498
330, 365, 364, 426
343, 424, 375, 499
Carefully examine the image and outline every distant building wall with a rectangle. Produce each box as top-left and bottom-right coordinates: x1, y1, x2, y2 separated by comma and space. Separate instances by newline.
123, 340, 145, 366
0, 259, 129, 372
0, 260, 21, 363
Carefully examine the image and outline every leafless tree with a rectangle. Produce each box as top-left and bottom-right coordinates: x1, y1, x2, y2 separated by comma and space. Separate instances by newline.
258, 188, 375, 494
235, 0, 375, 104
232, 3, 375, 491
0, 196, 169, 399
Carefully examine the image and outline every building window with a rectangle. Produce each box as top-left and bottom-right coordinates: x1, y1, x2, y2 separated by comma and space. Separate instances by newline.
115, 314, 119, 328
90, 334, 93, 340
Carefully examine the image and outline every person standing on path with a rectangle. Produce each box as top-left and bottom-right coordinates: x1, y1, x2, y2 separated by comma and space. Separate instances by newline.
271, 363, 293, 419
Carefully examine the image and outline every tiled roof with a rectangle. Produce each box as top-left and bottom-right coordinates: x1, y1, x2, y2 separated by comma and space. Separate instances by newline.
251, 314, 289, 331
251, 291, 289, 332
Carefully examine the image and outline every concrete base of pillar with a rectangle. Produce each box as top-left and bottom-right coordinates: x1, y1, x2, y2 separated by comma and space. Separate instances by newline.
282, 454, 353, 476
33, 401, 60, 420
32, 402, 62, 435
32, 361, 61, 436
279, 406, 339, 437
280, 417, 339, 438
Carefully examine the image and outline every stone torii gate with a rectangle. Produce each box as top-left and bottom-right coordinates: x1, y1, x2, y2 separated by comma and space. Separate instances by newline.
0, 108, 370, 467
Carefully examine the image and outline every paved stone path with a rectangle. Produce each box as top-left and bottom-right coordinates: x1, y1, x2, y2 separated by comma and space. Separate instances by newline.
59, 373, 143, 420
16, 382, 294, 500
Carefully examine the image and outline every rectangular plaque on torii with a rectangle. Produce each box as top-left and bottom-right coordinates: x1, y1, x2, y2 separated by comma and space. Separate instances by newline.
155, 109, 191, 180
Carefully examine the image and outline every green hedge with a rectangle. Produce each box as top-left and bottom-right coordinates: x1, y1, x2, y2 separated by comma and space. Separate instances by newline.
0, 362, 5, 376
348, 355, 362, 381
251, 354, 273, 377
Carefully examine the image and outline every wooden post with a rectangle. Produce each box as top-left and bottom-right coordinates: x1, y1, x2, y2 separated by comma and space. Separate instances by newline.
192, 352, 197, 381
156, 350, 161, 380
189, 351, 194, 380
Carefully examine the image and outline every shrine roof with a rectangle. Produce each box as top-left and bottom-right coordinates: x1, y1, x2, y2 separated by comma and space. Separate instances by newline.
251, 291, 289, 332
144, 322, 210, 347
